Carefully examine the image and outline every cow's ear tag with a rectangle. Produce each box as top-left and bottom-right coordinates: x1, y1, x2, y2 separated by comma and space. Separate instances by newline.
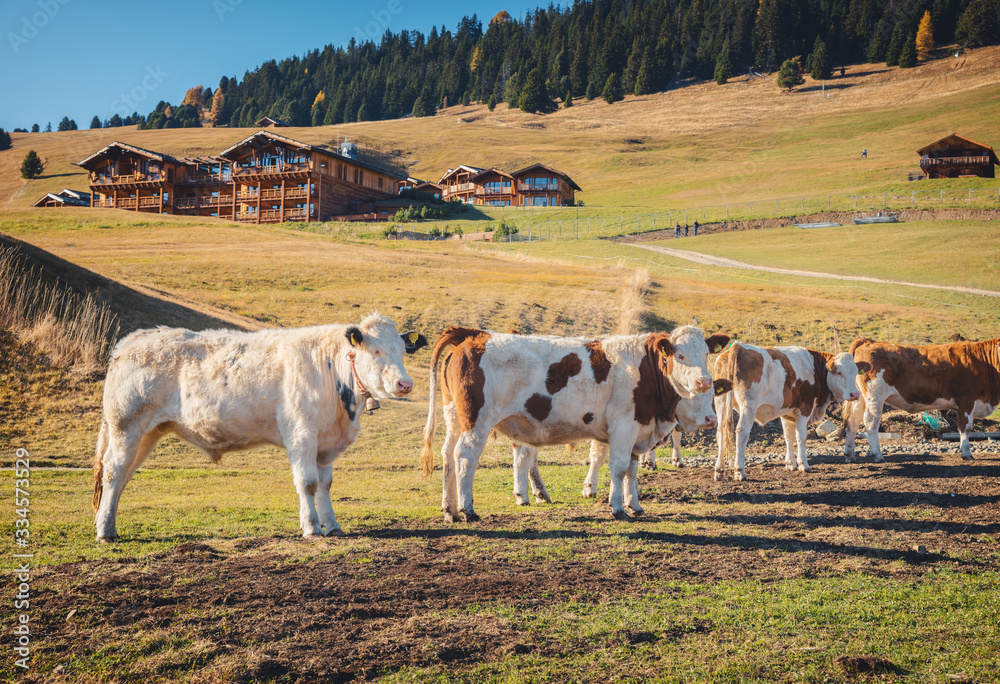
408, 332, 420, 345
346, 327, 363, 347
715, 384, 725, 394
714, 344, 723, 353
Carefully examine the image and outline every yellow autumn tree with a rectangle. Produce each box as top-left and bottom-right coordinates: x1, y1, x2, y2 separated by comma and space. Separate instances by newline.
313, 91, 326, 109
490, 11, 511, 27
209, 90, 226, 126
181, 86, 204, 107
470, 45, 483, 73
916, 11, 934, 61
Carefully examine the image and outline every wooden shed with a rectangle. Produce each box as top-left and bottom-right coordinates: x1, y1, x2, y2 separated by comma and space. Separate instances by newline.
918, 134, 998, 179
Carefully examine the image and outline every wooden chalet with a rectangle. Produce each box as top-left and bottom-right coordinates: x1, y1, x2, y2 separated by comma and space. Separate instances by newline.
918, 134, 998, 179
255, 116, 290, 128
439, 162, 580, 206
32, 188, 91, 208
512, 164, 580, 206
75, 131, 405, 223
438, 165, 484, 203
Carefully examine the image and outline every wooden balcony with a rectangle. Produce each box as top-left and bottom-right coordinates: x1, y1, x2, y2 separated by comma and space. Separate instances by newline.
447, 183, 474, 194
92, 173, 163, 185
236, 208, 309, 222
920, 156, 992, 168
180, 173, 232, 186
138, 196, 162, 208
237, 187, 311, 201
233, 163, 310, 177
518, 181, 560, 192
474, 187, 514, 196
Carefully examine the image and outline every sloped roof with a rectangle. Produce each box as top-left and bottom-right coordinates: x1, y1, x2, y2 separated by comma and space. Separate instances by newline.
512, 163, 582, 191
438, 164, 485, 184
219, 130, 406, 179
255, 116, 290, 127
33, 190, 90, 207
917, 133, 999, 165
470, 167, 515, 182
75, 141, 184, 169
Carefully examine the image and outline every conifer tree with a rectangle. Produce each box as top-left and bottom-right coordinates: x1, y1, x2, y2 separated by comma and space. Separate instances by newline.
21, 150, 44, 179
89, 116, 102, 129
635, 47, 652, 94
955, 0, 1000, 47
810, 36, 832, 80
518, 68, 552, 113
108, 114, 123, 127
0, 128, 12, 151
31, 124, 39, 133
885, 24, 905, 66
714, 38, 733, 85
585, 82, 596, 101
916, 11, 935, 60
564, 89, 573, 108
57, 117, 77, 131
601, 72, 621, 104
487, 94, 496, 111
898, 33, 918, 67
776, 57, 804, 91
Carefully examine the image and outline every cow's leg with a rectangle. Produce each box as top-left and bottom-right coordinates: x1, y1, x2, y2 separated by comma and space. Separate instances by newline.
512, 443, 534, 506
780, 417, 797, 471
527, 450, 551, 504
440, 404, 461, 522
624, 455, 644, 515
454, 428, 490, 522
957, 408, 976, 460
639, 450, 657, 470
95, 423, 161, 543
843, 397, 864, 463
582, 440, 608, 498
314, 455, 344, 537
287, 436, 323, 538
862, 400, 886, 463
794, 414, 811, 472
714, 416, 727, 481
671, 431, 683, 467
607, 430, 639, 520
733, 411, 754, 481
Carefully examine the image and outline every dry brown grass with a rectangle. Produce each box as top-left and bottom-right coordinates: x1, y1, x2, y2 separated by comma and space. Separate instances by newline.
616, 266, 652, 335
0, 245, 119, 373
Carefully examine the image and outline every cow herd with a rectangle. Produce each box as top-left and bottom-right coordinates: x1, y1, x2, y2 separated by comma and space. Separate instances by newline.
92, 313, 1000, 542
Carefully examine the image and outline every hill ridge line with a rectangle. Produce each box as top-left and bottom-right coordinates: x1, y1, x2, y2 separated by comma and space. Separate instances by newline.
630, 244, 1000, 298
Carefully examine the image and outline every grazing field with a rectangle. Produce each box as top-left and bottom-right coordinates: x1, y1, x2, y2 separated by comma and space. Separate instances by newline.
2, 212, 1000, 682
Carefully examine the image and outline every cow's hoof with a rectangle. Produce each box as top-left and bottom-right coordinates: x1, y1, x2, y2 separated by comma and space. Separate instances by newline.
627, 506, 644, 516
672, 461, 682, 468
961, 453, 975, 461
611, 510, 631, 521
798, 465, 811, 473
515, 496, 529, 506
734, 471, 746, 482
536, 494, 552, 504
460, 511, 480, 523
327, 528, 346, 538
873, 455, 885, 463
443, 510, 459, 524
785, 464, 796, 472
581, 488, 596, 499
713, 470, 723, 481
97, 535, 118, 544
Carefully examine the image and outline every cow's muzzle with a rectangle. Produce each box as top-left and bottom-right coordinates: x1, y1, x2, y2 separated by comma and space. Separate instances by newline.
694, 378, 713, 392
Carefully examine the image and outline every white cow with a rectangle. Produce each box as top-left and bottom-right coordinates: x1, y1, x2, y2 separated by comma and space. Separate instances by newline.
713, 342, 859, 480
93, 313, 427, 542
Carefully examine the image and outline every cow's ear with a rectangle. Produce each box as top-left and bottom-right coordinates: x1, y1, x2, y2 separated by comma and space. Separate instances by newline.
705, 334, 730, 354
713, 378, 733, 395
657, 337, 675, 356
855, 361, 871, 375
827, 357, 839, 373
346, 327, 364, 347
402, 331, 428, 354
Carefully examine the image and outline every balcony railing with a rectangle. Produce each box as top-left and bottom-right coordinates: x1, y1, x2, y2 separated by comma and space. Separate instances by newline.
920, 156, 992, 168
236, 208, 309, 222
446, 183, 474, 194
92, 173, 163, 185
138, 197, 162, 208
180, 173, 231, 186
474, 187, 514, 196
518, 182, 561, 192
237, 187, 312, 201
234, 163, 310, 176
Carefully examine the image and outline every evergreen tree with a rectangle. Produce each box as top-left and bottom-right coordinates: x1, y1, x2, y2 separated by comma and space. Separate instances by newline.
776, 57, 804, 91
108, 114, 123, 127
955, 0, 999, 48
867, 29, 888, 63
601, 72, 621, 104
634, 47, 652, 94
0, 128, 12, 151
518, 68, 553, 113
885, 24, 905, 66
487, 94, 496, 111
89, 116, 102, 129
57, 116, 77, 131
31, 124, 39, 133
412, 85, 433, 117
45, 122, 51, 132
20, 150, 44, 179
714, 38, 733, 85
810, 36, 832, 80
311, 104, 324, 126
564, 89, 573, 108
916, 11, 935, 60
585, 81, 596, 101
898, 33, 918, 67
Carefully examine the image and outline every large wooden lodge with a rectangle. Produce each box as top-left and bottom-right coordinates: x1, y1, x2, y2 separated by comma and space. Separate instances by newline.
438, 163, 581, 206
918, 133, 998, 179
76, 130, 405, 223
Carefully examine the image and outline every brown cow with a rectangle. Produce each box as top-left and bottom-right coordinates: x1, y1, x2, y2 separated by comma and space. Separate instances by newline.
845, 336, 1000, 461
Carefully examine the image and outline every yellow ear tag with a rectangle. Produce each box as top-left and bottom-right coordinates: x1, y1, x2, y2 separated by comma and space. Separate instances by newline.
715, 385, 724, 394
714, 344, 722, 353
857, 370, 865, 375
409, 332, 419, 344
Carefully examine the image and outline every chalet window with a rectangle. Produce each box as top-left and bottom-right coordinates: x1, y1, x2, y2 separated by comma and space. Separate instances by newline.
359, 170, 364, 185
354, 168, 359, 184
378, 177, 383, 189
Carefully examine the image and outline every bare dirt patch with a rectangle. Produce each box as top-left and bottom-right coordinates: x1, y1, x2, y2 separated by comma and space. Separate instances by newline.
23, 452, 1000, 682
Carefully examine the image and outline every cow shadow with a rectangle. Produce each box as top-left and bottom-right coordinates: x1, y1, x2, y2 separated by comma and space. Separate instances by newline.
679, 510, 1000, 536
713, 488, 1000, 510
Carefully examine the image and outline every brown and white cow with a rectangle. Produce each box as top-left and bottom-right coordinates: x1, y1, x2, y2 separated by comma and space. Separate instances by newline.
845, 336, 1000, 462
714, 342, 860, 480
93, 314, 427, 542
420, 325, 730, 521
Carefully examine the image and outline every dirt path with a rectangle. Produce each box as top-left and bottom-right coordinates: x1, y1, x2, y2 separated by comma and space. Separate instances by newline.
630, 244, 1000, 298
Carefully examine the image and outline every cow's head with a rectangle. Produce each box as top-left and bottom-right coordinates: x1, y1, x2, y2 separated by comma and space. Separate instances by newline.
660, 325, 731, 399
345, 313, 427, 399
675, 378, 733, 430
826, 352, 861, 403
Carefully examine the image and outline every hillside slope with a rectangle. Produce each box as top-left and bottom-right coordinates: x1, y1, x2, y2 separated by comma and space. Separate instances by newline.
2, 47, 998, 211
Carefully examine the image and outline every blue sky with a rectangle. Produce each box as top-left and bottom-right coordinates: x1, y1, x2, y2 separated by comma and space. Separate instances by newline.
1, 0, 540, 130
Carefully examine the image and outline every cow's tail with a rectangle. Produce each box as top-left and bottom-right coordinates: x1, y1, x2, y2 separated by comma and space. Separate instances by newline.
420, 326, 485, 477
717, 344, 741, 462
93, 418, 109, 512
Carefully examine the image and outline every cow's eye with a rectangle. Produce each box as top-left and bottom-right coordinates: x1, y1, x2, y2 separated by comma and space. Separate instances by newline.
373, 350, 381, 357
677, 354, 685, 362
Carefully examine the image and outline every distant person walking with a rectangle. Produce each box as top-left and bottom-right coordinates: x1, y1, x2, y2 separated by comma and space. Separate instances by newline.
675, 223, 681, 238
684, 223, 689, 237
693, 220, 699, 236
862, 148, 867, 159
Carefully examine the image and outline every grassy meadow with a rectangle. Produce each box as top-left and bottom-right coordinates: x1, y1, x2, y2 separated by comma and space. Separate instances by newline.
1, 47, 1000, 683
